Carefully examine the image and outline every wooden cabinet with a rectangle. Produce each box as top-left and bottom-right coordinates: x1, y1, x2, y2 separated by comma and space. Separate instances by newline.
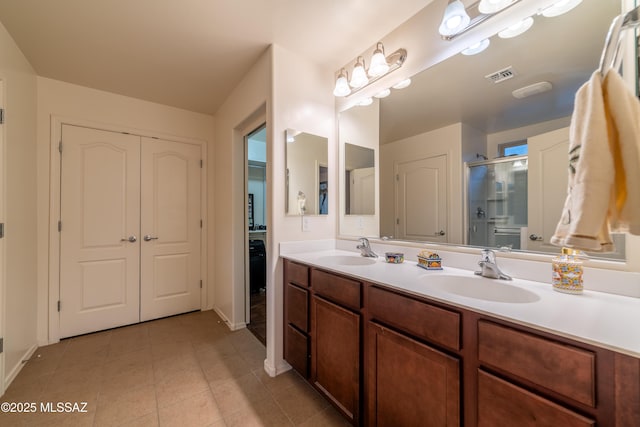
367, 322, 460, 427
282, 258, 640, 427
311, 295, 360, 424
283, 260, 310, 377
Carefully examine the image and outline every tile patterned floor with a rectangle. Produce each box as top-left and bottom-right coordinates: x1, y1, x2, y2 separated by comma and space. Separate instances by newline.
0, 310, 350, 426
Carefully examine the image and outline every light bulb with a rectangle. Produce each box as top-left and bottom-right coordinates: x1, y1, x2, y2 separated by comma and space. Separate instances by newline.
349, 57, 369, 88
368, 43, 390, 77
438, 0, 471, 37
461, 39, 490, 56
374, 89, 391, 98
541, 0, 583, 17
478, 0, 514, 14
498, 16, 534, 39
333, 69, 351, 97
393, 79, 411, 90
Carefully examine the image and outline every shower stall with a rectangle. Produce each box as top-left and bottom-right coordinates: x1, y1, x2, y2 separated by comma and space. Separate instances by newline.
466, 156, 528, 250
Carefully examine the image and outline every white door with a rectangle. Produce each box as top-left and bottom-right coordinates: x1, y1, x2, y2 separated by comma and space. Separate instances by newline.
396, 155, 448, 242
349, 167, 375, 214
140, 138, 201, 321
59, 125, 141, 338
527, 127, 569, 252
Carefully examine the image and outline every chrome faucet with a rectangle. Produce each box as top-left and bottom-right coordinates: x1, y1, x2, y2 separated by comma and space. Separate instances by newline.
356, 237, 378, 258
475, 249, 512, 280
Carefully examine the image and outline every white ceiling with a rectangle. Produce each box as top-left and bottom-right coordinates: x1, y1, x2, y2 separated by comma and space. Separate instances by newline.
0, 0, 433, 114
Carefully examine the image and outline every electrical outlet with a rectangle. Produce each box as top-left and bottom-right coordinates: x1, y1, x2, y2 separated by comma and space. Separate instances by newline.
302, 216, 310, 232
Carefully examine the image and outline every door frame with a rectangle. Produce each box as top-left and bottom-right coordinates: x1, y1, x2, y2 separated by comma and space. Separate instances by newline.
48, 116, 208, 343
0, 80, 6, 396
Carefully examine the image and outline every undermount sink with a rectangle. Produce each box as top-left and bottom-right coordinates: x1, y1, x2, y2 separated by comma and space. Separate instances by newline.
317, 255, 378, 266
423, 275, 541, 303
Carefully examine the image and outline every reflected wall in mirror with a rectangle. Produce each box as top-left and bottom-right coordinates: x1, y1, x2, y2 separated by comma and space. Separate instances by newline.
285, 129, 329, 215
345, 143, 375, 215
339, 0, 627, 260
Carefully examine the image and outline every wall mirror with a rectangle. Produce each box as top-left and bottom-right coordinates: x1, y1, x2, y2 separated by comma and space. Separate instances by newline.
345, 143, 375, 215
339, 0, 627, 260
285, 129, 329, 215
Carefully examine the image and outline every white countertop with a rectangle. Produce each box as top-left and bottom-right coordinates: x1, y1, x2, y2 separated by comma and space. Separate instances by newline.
281, 248, 640, 358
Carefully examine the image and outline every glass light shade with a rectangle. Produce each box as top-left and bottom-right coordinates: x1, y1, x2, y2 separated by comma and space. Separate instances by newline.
541, 0, 582, 18
478, 0, 514, 14
333, 69, 351, 97
368, 43, 389, 77
358, 97, 373, 106
350, 57, 369, 88
498, 16, 534, 39
374, 88, 391, 98
461, 39, 490, 55
393, 78, 412, 89
438, 0, 471, 37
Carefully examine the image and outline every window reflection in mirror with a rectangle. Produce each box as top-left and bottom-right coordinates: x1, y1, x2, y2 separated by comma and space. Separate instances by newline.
345, 143, 375, 215
285, 129, 329, 215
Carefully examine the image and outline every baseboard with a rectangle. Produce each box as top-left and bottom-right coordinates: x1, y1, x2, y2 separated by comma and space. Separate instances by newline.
212, 307, 246, 331
264, 358, 292, 377
4, 343, 38, 392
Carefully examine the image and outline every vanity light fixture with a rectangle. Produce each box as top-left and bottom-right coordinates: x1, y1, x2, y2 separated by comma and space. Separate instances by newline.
333, 44, 407, 98
461, 38, 490, 55
439, 0, 522, 40
498, 16, 534, 38
350, 56, 369, 88
333, 68, 351, 97
541, 0, 583, 18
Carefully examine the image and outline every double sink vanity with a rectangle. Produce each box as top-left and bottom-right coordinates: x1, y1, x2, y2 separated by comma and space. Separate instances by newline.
281, 244, 640, 426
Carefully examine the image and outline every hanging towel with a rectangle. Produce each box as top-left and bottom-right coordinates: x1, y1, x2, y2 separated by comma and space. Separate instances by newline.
550, 71, 615, 252
551, 69, 640, 251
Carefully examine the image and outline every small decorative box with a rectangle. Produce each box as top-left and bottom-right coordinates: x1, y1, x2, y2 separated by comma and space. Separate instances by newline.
417, 251, 442, 270
385, 252, 404, 264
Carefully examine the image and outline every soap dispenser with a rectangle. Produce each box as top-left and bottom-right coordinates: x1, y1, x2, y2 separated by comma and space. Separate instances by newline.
551, 248, 583, 294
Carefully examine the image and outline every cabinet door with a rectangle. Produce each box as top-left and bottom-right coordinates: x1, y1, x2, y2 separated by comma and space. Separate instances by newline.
367, 322, 460, 427
311, 295, 360, 424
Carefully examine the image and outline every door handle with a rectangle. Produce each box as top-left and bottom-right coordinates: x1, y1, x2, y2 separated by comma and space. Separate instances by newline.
143, 235, 159, 242
121, 235, 137, 243
529, 234, 543, 241
435, 230, 446, 236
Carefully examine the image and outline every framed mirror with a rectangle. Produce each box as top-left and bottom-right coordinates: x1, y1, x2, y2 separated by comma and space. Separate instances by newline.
339, 0, 627, 260
285, 129, 329, 215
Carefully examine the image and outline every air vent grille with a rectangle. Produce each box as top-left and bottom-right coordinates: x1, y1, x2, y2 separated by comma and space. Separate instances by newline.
485, 66, 517, 84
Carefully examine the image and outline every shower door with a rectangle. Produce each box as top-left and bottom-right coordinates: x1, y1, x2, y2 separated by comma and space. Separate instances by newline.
467, 156, 528, 250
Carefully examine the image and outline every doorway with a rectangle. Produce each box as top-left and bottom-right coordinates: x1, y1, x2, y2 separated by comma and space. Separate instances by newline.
245, 124, 267, 345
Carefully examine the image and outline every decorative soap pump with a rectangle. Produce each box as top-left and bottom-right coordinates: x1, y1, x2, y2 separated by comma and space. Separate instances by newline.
551, 248, 584, 294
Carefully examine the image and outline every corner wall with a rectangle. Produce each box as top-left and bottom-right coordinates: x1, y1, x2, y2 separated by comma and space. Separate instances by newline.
0, 20, 38, 390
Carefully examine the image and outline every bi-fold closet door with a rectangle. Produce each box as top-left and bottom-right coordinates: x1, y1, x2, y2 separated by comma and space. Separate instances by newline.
59, 124, 201, 338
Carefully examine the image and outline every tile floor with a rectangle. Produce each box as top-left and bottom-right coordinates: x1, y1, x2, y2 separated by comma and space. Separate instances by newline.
0, 310, 351, 426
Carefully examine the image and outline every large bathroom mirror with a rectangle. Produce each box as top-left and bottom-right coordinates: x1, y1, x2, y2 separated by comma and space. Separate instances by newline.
339, 0, 627, 259
345, 143, 375, 215
285, 129, 329, 215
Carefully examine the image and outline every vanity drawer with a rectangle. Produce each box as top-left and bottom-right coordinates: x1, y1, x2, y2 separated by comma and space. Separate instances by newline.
311, 269, 361, 311
478, 370, 595, 427
285, 259, 309, 288
478, 320, 595, 407
368, 286, 460, 351
285, 282, 308, 332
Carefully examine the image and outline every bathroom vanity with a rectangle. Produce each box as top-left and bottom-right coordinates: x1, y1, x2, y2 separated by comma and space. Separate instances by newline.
282, 252, 640, 427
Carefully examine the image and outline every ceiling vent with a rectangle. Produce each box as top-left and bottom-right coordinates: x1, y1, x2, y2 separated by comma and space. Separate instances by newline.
485, 66, 517, 84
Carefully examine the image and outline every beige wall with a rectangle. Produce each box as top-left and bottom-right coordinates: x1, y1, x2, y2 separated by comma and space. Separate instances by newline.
0, 21, 38, 389
36, 77, 215, 344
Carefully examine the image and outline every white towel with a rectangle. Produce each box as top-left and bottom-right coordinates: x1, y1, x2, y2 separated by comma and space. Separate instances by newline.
551, 69, 640, 251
